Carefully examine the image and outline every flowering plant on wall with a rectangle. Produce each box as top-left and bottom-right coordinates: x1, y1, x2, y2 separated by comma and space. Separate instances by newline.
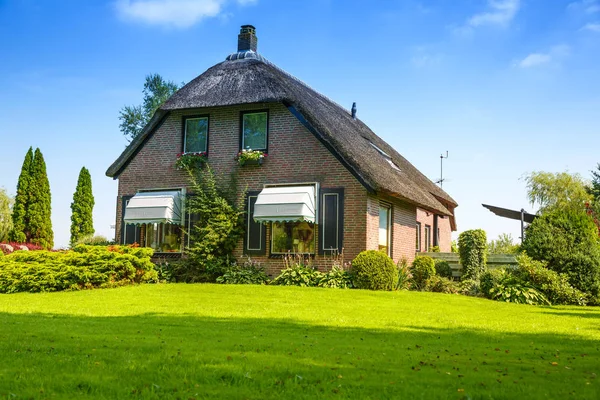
235, 148, 267, 166
175, 152, 207, 171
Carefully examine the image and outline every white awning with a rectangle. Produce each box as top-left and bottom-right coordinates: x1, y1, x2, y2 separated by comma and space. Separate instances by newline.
254, 186, 316, 223
124, 191, 182, 225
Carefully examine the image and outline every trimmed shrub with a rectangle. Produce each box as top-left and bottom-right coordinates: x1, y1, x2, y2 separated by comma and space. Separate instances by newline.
426, 275, 459, 294
351, 250, 398, 291
0, 245, 157, 293
514, 254, 587, 306
458, 229, 487, 279
73, 235, 115, 247
521, 208, 600, 303
434, 259, 453, 278
410, 255, 436, 290
217, 257, 269, 285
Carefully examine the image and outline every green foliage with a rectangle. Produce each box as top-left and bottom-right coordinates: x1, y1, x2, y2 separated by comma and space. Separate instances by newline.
396, 256, 412, 290
28, 149, 54, 249
271, 256, 321, 287
434, 259, 453, 278
9, 147, 33, 243
119, 74, 181, 142
426, 275, 459, 294
524, 171, 592, 213
488, 233, 520, 254
184, 165, 244, 281
351, 250, 398, 291
409, 255, 436, 290
0, 187, 13, 242
458, 229, 487, 280
70, 167, 95, 245
216, 257, 269, 285
521, 208, 600, 301
480, 268, 511, 298
458, 278, 482, 297
451, 240, 458, 253
514, 254, 588, 306
73, 235, 115, 247
590, 163, 600, 201
316, 265, 352, 289
429, 245, 440, 253
0, 245, 157, 293
489, 282, 550, 305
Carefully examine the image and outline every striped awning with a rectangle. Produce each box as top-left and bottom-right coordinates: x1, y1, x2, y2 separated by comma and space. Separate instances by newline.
124, 191, 182, 225
253, 186, 316, 223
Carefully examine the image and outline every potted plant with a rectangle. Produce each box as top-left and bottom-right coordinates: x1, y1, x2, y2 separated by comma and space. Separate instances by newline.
175, 152, 207, 171
235, 148, 267, 166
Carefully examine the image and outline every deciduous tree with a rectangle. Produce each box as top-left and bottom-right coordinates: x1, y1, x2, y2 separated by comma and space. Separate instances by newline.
524, 171, 592, 213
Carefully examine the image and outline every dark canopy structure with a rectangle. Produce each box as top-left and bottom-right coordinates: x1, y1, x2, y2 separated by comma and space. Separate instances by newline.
482, 204, 537, 242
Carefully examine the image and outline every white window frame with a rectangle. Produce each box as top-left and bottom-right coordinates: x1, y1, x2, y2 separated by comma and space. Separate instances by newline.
184, 116, 209, 154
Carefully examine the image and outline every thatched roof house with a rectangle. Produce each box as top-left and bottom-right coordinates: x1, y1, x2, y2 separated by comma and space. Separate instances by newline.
107, 25, 457, 270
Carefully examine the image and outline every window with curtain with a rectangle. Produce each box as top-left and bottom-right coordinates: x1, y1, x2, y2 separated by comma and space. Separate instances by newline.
271, 221, 315, 254
379, 203, 391, 256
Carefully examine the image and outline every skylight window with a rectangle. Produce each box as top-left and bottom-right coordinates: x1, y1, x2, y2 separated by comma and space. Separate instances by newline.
369, 142, 401, 172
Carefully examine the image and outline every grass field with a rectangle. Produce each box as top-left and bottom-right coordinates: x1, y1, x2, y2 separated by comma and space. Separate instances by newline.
1, 284, 599, 399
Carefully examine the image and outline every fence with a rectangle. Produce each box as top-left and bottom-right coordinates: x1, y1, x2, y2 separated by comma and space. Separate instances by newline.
417, 252, 517, 278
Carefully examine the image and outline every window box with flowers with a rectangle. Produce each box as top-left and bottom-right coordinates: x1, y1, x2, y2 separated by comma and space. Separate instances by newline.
175, 152, 208, 172
235, 149, 267, 166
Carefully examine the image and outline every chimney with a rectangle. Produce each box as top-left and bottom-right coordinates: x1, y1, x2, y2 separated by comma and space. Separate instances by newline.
351, 102, 357, 119
238, 25, 258, 52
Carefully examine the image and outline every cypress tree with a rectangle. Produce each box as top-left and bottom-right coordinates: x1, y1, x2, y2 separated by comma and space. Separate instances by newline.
70, 167, 95, 245
28, 148, 53, 249
9, 147, 34, 243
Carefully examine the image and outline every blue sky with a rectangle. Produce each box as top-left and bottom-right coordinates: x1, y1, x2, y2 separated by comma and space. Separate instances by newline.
1, 0, 599, 248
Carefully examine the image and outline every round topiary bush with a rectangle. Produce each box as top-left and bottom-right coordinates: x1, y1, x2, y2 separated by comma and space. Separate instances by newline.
351, 250, 398, 291
434, 259, 453, 278
410, 256, 436, 290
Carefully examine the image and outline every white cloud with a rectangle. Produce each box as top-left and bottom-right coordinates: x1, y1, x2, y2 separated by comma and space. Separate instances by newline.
582, 22, 600, 31
514, 45, 570, 69
467, 0, 521, 28
568, 0, 600, 14
115, 0, 257, 28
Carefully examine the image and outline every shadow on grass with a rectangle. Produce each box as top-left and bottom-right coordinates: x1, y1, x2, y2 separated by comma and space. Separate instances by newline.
0, 312, 598, 399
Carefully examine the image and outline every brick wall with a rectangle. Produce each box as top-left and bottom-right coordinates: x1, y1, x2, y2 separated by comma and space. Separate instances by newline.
416, 208, 452, 253
116, 102, 368, 276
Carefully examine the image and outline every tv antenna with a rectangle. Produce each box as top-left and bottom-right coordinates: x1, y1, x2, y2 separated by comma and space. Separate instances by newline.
436, 151, 449, 188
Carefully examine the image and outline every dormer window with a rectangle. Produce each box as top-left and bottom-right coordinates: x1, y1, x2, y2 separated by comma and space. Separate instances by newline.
183, 116, 209, 154
241, 111, 268, 151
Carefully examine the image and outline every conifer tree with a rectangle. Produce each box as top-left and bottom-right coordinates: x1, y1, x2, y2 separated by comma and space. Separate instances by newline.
9, 147, 34, 243
28, 148, 53, 249
70, 167, 95, 245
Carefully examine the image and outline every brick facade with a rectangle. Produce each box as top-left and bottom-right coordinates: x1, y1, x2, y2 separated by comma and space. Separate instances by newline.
416, 208, 452, 253
114, 101, 451, 276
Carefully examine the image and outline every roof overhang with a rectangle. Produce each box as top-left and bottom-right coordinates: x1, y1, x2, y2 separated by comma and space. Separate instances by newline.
124, 191, 183, 225
254, 185, 316, 223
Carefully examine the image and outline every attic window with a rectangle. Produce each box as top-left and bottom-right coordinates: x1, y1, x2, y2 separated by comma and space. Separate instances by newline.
369, 142, 401, 172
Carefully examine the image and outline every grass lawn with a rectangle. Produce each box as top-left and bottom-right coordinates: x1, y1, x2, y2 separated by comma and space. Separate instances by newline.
0, 285, 599, 399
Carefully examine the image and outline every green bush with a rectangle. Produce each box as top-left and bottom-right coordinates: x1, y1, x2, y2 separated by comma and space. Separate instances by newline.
216, 257, 269, 285
429, 246, 440, 253
73, 235, 115, 247
396, 257, 412, 290
409, 256, 436, 290
426, 275, 459, 294
0, 245, 157, 293
458, 279, 482, 297
480, 268, 511, 298
271, 264, 321, 287
489, 281, 550, 305
513, 254, 588, 306
434, 259, 453, 278
316, 265, 352, 289
521, 208, 600, 303
351, 250, 398, 291
458, 229, 487, 280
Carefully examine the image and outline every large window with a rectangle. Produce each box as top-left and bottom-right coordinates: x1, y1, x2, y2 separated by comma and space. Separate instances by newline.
184, 116, 208, 153
424, 225, 431, 252
241, 111, 268, 151
271, 221, 315, 254
141, 223, 182, 252
416, 222, 421, 252
379, 203, 392, 256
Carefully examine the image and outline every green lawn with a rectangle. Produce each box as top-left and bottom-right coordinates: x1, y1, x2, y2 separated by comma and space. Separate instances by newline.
0, 285, 599, 399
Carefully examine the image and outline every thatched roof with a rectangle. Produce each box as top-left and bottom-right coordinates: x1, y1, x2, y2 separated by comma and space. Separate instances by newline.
107, 51, 457, 217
